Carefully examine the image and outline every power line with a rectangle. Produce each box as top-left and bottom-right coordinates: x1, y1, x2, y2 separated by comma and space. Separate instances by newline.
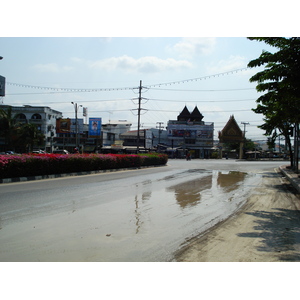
6, 97, 257, 106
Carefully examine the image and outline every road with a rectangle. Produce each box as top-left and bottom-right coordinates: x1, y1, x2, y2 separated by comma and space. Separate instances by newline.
0, 159, 290, 261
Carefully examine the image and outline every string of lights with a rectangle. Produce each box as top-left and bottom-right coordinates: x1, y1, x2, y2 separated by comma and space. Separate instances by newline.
145, 68, 249, 88
147, 87, 254, 92
6, 82, 137, 92
149, 98, 256, 103
6, 67, 249, 93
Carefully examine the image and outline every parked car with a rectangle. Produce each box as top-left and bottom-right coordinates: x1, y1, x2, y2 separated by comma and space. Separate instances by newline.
5, 151, 15, 155
32, 150, 47, 154
53, 149, 69, 154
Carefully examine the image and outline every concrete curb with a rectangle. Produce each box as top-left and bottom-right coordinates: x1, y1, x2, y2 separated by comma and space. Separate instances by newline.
0, 164, 166, 184
279, 165, 300, 193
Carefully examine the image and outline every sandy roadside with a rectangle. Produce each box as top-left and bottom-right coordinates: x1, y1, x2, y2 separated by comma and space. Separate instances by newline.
174, 168, 300, 262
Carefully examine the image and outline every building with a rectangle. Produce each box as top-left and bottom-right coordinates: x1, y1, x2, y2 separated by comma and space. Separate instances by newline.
167, 106, 214, 158
54, 119, 132, 153
55, 118, 87, 153
0, 105, 62, 152
102, 120, 132, 147
218, 115, 244, 159
118, 129, 151, 152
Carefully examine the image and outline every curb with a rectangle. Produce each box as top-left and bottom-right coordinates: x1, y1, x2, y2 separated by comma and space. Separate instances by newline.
279, 165, 300, 193
0, 164, 166, 184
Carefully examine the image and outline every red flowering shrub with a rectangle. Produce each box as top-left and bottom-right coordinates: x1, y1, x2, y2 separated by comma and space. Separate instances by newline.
0, 153, 168, 179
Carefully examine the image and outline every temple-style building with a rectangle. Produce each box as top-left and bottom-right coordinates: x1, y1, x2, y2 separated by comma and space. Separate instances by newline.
167, 106, 214, 158
218, 115, 244, 159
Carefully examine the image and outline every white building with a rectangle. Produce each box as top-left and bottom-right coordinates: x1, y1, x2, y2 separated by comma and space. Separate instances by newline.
167, 106, 214, 158
1, 105, 62, 152
102, 120, 132, 147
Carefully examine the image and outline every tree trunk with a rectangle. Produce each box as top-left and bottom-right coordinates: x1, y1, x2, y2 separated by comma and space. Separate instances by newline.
285, 134, 293, 168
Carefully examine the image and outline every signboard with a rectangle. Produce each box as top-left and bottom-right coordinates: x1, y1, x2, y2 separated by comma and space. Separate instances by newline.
56, 118, 71, 133
145, 130, 153, 149
70, 118, 84, 133
89, 117, 102, 137
83, 107, 88, 117
168, 124, 213, 139
0, 75, 5, 97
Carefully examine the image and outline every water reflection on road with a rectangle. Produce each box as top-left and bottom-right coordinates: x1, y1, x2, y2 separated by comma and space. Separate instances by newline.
0, 167, 260, 262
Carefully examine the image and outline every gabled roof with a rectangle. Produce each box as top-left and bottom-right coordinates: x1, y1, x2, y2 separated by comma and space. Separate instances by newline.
177, 106, 191, 121
219, 115, 243, 142
190, 106, 204, 122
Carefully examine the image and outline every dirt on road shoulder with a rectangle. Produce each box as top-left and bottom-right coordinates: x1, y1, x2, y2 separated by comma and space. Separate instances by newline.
174, 169, 300, 262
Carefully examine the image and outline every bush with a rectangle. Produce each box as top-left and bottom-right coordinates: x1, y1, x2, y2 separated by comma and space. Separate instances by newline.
0, 153, 168, 179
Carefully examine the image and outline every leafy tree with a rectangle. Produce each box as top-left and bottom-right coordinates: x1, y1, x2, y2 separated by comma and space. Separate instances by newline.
247, 37, 300, 167
223, 139, 255, 154
0, 106, 45, 152
16, 123, 45, 153
0, 106, 19, 151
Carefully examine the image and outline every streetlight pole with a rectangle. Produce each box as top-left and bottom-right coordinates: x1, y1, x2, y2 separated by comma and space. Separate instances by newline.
71, 102, 82, 151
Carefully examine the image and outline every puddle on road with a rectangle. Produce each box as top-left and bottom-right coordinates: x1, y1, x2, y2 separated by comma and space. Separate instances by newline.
165, 170, 249, 209
0, 168, 261, 262
167, 175, 212, 208
217, 171, 247, 193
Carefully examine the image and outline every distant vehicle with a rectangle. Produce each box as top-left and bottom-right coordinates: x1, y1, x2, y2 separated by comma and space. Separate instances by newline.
32, 150, 47, 154
5, 151, 15, 155
53, 149, 69, 154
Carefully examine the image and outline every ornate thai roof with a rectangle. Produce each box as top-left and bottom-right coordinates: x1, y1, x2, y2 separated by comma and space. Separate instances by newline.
190, 106, 204, 122
218, 115, 244, 142
177, 106, 191, 121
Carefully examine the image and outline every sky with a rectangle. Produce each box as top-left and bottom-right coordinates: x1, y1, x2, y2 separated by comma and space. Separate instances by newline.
1, 1, 296, 143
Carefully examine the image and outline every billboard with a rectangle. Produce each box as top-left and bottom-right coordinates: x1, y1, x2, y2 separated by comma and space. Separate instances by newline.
168, 124, 213, 139
0, 75, 5, 97
145, 130, 153, 149
70, 118, 84, 134
56, 118, 71, 133
89, 118, 102, 137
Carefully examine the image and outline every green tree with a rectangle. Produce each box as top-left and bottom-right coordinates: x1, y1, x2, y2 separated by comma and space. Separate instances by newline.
247, 37, 300, 167
0, 107, 45, 153
16, 123, 45, 153
0, 106, 19, 151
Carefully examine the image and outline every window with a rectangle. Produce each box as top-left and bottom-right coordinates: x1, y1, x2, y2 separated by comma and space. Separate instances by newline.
15, 113, 27, 120
185, 139, 196, 144
31, 113, 42, 119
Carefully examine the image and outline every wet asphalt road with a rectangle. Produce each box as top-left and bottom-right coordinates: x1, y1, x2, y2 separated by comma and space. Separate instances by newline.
0, 159, 285, 261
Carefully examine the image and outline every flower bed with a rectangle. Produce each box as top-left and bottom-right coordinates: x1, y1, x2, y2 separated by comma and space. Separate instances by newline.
0, 153, 168, 179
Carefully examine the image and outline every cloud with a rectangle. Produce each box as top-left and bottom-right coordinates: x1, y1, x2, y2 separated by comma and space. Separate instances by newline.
170, 37, 216, 59
206, 55, 248, 74
32, 63, 73, 72
88, 55, 193, 73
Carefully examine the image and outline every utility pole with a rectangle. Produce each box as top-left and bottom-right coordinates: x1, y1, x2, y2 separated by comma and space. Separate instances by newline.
132, 80, 148, 154
71, 102, 82, 151
241, 122, 249, 159
137, 80, 142, 154
241, 122, 249, 138
156, 122, 164, 145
